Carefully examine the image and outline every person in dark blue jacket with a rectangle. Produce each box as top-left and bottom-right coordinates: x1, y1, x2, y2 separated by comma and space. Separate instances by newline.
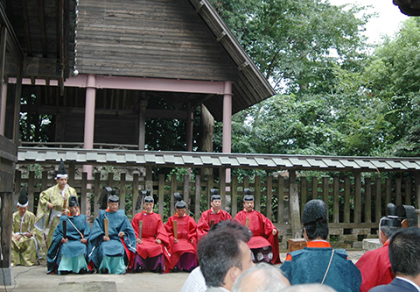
280, 199, 361, 292
47, 195, 90, 274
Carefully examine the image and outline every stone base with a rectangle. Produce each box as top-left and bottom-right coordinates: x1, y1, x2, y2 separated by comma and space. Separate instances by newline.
0, 267, 13, 286
362, 238, 381, 251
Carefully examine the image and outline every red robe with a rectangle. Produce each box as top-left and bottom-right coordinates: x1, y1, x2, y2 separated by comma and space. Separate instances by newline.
164, 214, 197, 269
355, 241, 394, 292
197, 208, 232, 241
234, 209, 281, 264
131, 211, 171, 273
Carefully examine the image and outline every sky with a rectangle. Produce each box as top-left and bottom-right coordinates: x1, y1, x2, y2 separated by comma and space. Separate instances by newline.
329, 0, 410, 44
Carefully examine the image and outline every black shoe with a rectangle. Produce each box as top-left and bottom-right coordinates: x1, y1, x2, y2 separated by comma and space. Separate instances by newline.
60, 270, 70, 275
171, 266, 180, 273
153, 266, 162, 273
100, 268, 109, 274
135, 266, 145, 273
79, 268, 88, 274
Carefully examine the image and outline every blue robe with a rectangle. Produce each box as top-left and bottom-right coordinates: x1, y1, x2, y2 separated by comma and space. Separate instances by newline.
87, 209, 136, 269
280, 247, 362, 292
47, 214, 91, 273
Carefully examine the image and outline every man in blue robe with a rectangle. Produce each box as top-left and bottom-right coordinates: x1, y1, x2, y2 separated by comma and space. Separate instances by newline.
280, 199, 361, 292
88, 193, 136, 274
47, 195, 91, 274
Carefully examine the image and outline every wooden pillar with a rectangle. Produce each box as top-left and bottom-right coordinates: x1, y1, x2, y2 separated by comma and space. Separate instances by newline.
365, 178, 371, 223
333, 177, 340, 223
195, 175, 201, 221
138, 100, 147, 150
186, 102, 193, 152
289, 170, 301, 238
375, 177, 382, 223
12, 58, 22, 146
354, 171, 362, 224
0, 27, 7, 136
395, 177, 402, 206
222, 81, 232, 184
0, 192, 12, 268
415, 172, 420, 209
158, 174, 165, 216
219, 168, 227, 210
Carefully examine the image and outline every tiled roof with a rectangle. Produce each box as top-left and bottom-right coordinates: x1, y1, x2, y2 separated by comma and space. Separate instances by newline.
17, 147, 420, 172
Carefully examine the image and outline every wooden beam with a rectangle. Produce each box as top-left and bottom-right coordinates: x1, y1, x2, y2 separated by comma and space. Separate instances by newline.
39, 0, 48, 57
20, 0, 32, 56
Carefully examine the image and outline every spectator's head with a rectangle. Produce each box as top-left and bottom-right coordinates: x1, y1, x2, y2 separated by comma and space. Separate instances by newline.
282, 284, 337, 292
302, 199, 328, 240
389, 227, 420, 282
198, 221, 254, 291
231, 263, 290, 292
378, 217, 401, 245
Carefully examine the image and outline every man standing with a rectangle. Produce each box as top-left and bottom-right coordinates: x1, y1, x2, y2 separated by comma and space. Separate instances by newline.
35, 159, 77, 250
165, 198, 198, 272
11, 188, 40, 266
369, 227, 420, 292
131, 195, 171, 273
47, 196, 91, 274
281, 199, 361, 292
356, 203, 402, 292
88, 192, 136, 274
198, 220, 254, 292
197, 189, 232, 241
234, 189, 281, 264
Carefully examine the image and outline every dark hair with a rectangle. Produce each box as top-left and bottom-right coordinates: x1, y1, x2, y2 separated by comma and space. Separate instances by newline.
198, 221, 250, 287
389, 227, 420, 277
304, 220, 329, 240
210, 220, 252, 242
380, 225, 401, 238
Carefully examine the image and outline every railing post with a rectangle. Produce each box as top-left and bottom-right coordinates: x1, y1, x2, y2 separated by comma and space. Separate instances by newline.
289, 170, 301, 238
195, 175, 201, 221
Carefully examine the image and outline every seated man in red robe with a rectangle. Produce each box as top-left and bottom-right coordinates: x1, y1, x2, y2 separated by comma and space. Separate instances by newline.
234, 189, 281, 264
165, 196, 198, 272
197, 189, 232, 241
356, 203, 402, 292
131, 195, 170, 273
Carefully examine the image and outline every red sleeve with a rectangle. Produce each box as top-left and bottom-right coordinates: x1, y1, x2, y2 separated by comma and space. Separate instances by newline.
131, 213, 140, 238
164, 216, 175, 245
197, 211, 210, 241
187, 217, 198, 246
156, 215, 170, 246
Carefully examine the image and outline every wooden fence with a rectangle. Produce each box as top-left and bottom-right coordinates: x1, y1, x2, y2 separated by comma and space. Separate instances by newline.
15, 170, 420, 249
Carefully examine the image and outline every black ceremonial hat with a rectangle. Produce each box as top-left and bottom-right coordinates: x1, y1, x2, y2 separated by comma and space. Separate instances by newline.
17, 187, 28, 207
69, 195, 79, 207
243, 188, 254, 202
56, 159, 68, 178
302, 199, 327, 226
108, 189, 119, 203
144, 196, 154, 203
210, 189, 221, 201
175, 200, 187, 209
380, 203, 402, 228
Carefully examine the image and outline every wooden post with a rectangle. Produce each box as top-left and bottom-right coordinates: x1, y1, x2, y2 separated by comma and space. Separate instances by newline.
395, 177, 402, 206
333, 177, 340, 223
132, 173, 139, 217
255, 176, 261, 212
405, 178, 412, 205
322, 177, 329, 209
183, 174, 190, 204
289, 170, 301, 238
344, 177, 350, 223
14, 170, 21, 208
266, 176, 273, 221
81, 172, 87, 215
375, 178, 382, 223
170, 174, 177, 216
138, 100, 147, 150
195, 175, 201, 221
219, 168, 226, 209
158, 174, 165, 216
354, 171, 362, 224
277, 176, 285, 224
93, 172, 100, 218
28, 171, 35, 213
68, 163, 75, 187
415, 172, 420, 209
206, 175, 214, 209
312, 177, 318, 200
119, 173, 126, 212
231, 176, 238, 217
385, 178, 391, 207
0, 192, 12, 268
365, 178, 371, 223
300, 177, 307, 220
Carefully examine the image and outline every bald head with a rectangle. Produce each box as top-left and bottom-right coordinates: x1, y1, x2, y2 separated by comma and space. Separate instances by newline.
231, 263, 290, 292
282, 284, 337, 292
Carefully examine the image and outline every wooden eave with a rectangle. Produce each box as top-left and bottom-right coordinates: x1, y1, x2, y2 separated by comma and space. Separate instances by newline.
17, 147, 420, 172
189, 0, 275, 120
393, 0, 420, 16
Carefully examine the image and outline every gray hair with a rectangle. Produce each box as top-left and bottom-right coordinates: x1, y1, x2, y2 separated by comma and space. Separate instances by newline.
282, 284, 337, 292
231, 263, 290, 292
